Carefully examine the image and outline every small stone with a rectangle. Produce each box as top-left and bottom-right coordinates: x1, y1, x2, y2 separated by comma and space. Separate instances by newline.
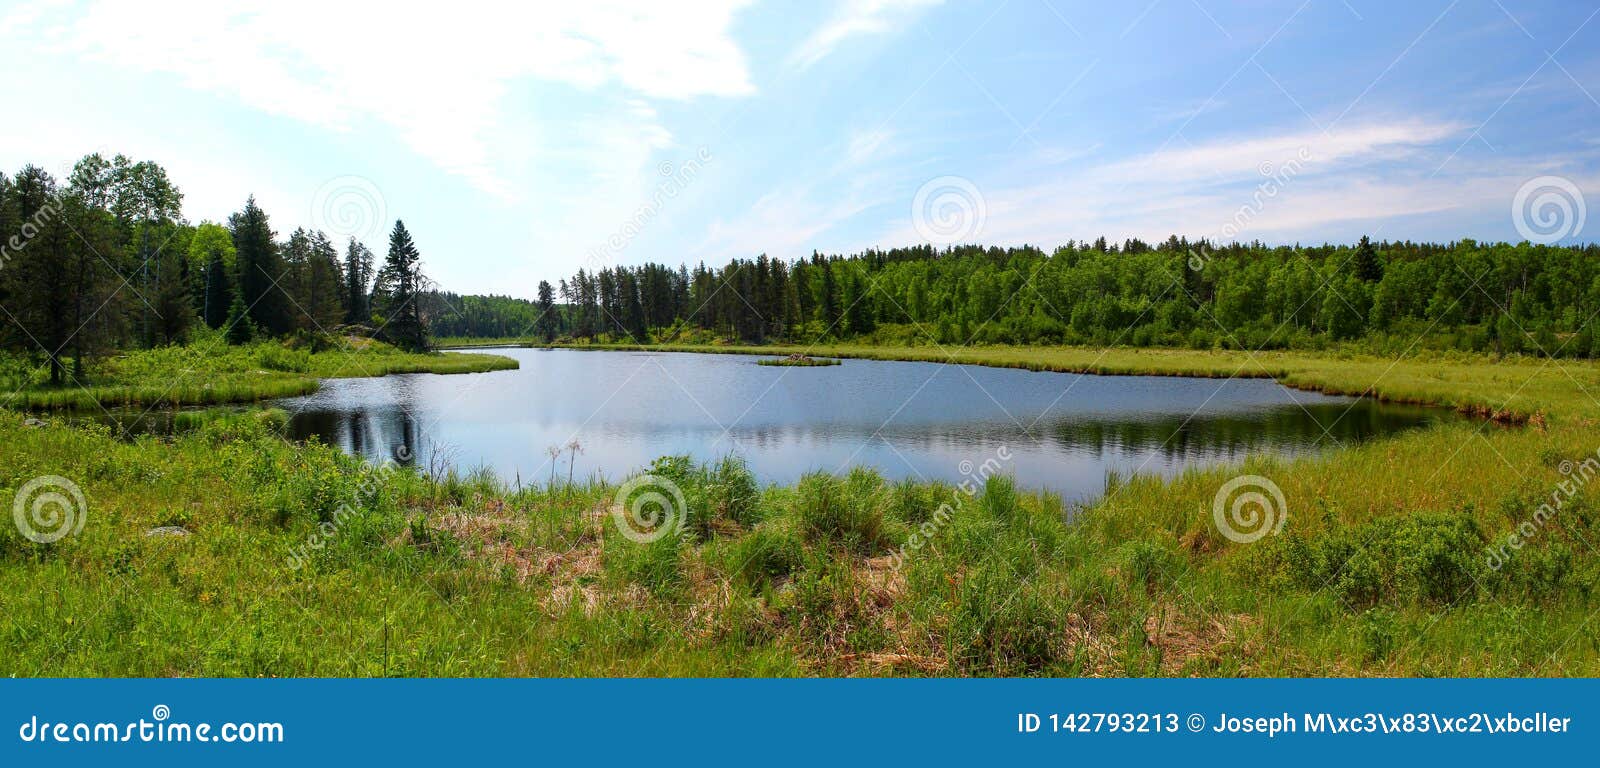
144, 526, 191, 538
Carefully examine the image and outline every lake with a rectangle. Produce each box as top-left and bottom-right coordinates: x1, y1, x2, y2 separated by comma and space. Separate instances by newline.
265, 348, 1451, 501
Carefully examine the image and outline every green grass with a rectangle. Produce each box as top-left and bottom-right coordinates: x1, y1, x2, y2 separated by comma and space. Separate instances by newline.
756, 355, 841, 367
4, 342, 1600, 676
2, 339, 518, 411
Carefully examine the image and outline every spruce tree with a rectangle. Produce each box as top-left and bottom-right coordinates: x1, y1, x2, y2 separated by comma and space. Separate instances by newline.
224, 293, 255, 345
374, 220, 427, 351
535, 280, 557, 341
203, 249, 232, 329
1352, 235, 1383, 283
817, 253, 840, 333
229, 196, 290, 336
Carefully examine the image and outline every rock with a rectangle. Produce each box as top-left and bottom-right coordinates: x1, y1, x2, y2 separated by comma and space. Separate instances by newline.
144, 526, 192, 538
22, 418, 46, 428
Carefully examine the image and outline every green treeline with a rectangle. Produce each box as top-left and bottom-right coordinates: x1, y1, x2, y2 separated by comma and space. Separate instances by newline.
0, 154, 434, 387
496, 235, 1600, 358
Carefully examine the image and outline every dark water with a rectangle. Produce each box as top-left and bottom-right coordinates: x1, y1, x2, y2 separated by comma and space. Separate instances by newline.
259, 348, 1450, 501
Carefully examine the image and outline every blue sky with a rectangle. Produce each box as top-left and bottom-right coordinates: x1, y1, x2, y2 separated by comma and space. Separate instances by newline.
2, 0, 1597, 299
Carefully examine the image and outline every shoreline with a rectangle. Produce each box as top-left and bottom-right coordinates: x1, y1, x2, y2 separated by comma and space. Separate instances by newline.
440, 341, 1553, 424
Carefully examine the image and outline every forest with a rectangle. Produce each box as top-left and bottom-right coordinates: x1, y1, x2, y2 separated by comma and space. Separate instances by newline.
7, 152, 1600, 368
450, 237, 1600, 359
0, 153, 432, 389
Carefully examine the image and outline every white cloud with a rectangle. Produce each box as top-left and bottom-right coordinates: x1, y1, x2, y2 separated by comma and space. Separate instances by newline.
790, 0, 943, 69
873, 119, 1537, 247
7, 0, 757, 197
846, 129, 894, 164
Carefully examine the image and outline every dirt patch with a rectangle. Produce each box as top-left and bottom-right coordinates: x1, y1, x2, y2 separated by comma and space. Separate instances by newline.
1142, 603, 1259, 675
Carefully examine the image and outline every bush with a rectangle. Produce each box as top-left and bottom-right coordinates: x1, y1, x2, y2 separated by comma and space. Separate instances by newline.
1251, 509, 1487, 608
1118, 539, 1183, 593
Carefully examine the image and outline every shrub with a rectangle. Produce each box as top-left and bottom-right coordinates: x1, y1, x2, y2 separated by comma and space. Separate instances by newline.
1252, 509, 1487, 608
1118, 539, 1183, 593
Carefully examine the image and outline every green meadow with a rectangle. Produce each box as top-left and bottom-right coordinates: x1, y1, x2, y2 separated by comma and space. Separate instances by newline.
1, 339, 517, 411
3, 343, 1596, 677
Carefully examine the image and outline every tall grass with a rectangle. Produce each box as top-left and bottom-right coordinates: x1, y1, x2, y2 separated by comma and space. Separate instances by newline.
3, 340, 517, 411
4, 344, 1599, 676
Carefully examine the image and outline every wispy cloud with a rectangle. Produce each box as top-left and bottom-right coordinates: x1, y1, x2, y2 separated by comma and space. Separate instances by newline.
8, 0, 757, 198
789, 0, 944, 69
873, 118, 1536, 247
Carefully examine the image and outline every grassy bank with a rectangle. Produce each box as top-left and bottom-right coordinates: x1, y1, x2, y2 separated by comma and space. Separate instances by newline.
3, 340, 518, 411
756, 355, 841, 367
3, 343, 1599, 676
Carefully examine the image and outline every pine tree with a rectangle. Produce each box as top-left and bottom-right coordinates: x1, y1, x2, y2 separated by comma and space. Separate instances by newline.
343, 238, 374, 324
203, 248, 232, 329
224, 293, 255, 345
1352, 235, 1383, 283
373, 220, 427, 351
817, 253, 840, 333
298, 230, 344, 332
535, 280, 557, 341
230, 196, 290, 336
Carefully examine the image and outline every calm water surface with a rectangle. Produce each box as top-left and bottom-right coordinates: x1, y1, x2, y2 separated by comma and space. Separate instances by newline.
270, 348, 1450, 501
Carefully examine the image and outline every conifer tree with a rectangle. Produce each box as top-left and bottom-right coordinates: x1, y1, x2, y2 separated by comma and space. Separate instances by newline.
224, 293, 255, 345
203, 248, 232, 329
343, 238, 374, 324
535, 280, 557, 341
229, 196, 290, 336
373, 220, 427, 351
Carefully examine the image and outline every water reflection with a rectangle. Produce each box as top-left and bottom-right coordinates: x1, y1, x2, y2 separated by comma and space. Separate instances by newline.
264, 348, 1452, 501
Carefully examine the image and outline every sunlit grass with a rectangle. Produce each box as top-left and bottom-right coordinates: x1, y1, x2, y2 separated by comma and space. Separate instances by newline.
3, 339, 518, 411
3, 343, 1599, 677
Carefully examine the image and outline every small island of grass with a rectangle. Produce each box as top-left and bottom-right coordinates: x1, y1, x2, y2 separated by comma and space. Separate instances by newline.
757, 354, 841, 367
